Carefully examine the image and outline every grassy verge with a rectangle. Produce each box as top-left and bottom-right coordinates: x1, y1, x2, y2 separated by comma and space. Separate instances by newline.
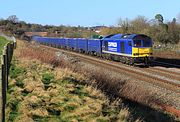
6, 59, 134, 122
0, 36, 10, 55
6, 40, 137, 122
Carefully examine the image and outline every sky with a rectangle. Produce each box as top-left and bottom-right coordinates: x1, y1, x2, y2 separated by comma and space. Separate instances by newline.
0, 0, 180, 26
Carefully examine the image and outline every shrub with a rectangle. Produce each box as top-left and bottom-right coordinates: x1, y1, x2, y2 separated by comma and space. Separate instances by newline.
7, 99, 20, 121
42, 72, 54, 85
10, 64, 26, 79
15, 79, 24, 88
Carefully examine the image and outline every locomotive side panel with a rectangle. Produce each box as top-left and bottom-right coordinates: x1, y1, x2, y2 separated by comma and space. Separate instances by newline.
102, 39, 132, 57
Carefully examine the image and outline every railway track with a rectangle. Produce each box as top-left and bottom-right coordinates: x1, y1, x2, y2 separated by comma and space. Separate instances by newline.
145, 67, 180, 81
152, 60, 180, 68
150, 66, 180, 76
107, 59, 180, 86
40, 45, 180, 93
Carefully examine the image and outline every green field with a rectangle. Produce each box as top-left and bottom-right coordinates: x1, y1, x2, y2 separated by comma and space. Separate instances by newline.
0, 36, 10, 55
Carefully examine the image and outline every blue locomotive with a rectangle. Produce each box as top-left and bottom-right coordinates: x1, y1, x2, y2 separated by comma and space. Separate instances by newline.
32, 33, 153, 66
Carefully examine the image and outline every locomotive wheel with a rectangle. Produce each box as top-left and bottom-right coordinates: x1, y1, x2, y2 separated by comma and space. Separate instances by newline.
79, 49, 82, 53
144, 57, 149, 67
126, 57, 129, 64
122, 57, 126, 64
129, 58, 134, 66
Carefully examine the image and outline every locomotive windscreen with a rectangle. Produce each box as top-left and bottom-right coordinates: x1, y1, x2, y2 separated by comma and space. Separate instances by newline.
133, 35, 152, 47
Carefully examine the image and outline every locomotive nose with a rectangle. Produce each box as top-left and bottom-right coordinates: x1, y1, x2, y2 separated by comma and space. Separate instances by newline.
132, 47, 153, 57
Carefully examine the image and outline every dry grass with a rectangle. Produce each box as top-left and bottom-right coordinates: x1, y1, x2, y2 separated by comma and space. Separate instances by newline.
15, 40, 73, 69
117, 108, 130, 122
18, 44, 59, 66
76, 65, 156, 108
6, 59, 133, 121
119, 82, 156, 105
79, 67, 126, 98
7, 41, 137, 122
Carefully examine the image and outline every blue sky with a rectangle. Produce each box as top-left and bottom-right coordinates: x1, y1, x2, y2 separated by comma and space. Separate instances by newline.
0, 0, 180, 26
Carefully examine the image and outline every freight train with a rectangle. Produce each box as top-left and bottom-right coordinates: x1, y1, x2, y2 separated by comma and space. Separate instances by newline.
32, 33, 153, 66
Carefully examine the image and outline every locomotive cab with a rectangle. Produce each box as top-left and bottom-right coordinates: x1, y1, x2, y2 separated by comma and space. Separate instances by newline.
132, 35, 153, 65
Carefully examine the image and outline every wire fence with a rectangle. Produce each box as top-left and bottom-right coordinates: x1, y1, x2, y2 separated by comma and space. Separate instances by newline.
0, 33, 16, 122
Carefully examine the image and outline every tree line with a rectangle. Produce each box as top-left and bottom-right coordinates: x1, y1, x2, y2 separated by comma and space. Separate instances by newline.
0, 14, 180, 45
100, 14, 180, 45
0, 15, 97, 39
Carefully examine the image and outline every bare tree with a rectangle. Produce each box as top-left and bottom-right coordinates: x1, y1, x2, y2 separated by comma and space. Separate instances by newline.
117, 18, 130, 33
130, 15, 149, 33
7, 15, 19, 23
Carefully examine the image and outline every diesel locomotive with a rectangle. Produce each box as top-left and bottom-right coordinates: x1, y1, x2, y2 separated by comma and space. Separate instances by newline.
32, 33, 153, 66
102, 34, 153, 65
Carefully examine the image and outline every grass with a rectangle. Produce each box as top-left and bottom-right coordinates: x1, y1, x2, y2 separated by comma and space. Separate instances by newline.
0, 36, 11, 65
0, 36, 11, 55
10, 63, 26, 79
6, 57, 133, 121
7, 99, 20, 121
42, 73, 54, 85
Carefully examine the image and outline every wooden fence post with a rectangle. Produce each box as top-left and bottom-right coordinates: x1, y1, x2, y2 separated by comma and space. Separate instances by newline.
1, 63, 5, 122
0, 34, 16, 122
0, 67, 3, 122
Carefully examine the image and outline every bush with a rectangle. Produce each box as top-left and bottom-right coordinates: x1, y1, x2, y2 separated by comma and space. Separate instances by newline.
7, 99, 20, 121
42, 72, 54, 85
10, 64, 26, 79
15, 79, 24, 88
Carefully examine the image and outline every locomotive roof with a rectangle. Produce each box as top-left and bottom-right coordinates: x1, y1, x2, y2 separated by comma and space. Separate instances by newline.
103, 34, 123, 39
121, 34, 152, 40
103, 34, 151, 40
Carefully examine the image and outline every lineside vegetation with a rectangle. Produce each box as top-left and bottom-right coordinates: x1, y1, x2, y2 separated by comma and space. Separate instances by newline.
0, 36, 10, 55
6, 40, 140, 122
